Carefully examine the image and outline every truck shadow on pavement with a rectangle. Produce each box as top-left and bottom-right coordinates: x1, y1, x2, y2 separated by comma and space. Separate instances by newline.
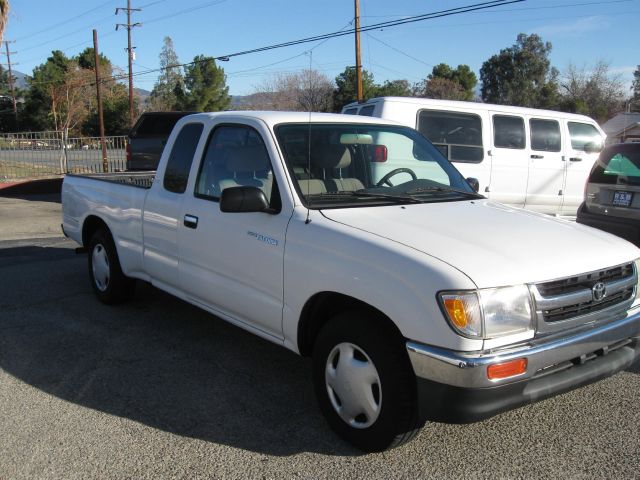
1, 242, 639, 459
0, 245, 360, 456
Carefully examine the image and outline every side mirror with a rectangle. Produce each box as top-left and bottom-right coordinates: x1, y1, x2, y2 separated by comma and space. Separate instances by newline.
466, 177, 480, 193
584, 141, 603, 154
220, 186, 270, 213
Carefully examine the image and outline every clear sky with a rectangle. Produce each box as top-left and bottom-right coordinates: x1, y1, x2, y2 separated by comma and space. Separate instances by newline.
5, 0, 639, 97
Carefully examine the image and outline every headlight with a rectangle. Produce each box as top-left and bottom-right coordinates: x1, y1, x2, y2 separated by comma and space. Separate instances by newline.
439, 285, 533, 339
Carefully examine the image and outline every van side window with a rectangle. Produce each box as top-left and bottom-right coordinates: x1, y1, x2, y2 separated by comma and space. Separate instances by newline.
195, 125, 278, 208
358, 105, 375, 116
530, 119, 561, 152
417, 110, 483, 163
343, 108, 358, 115
493, 115, 525, 149
568, 122, 602, 151
163, 123, 204, 194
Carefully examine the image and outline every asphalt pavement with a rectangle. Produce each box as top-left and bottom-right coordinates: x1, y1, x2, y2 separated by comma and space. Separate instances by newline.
0, 188, 639, 479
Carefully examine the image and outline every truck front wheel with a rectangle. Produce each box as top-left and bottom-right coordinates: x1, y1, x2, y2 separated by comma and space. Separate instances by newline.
312, 310, 423, 452
88, 228, 135, 304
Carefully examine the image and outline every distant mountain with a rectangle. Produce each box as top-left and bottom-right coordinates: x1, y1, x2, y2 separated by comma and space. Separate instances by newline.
134, 87, 151, 101
11, 70, 28, 89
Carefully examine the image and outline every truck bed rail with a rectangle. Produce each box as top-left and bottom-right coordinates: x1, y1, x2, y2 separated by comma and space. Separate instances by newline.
66, 171, 155, 189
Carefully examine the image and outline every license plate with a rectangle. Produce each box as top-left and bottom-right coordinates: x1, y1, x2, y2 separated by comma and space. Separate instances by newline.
612, 191, 633, 207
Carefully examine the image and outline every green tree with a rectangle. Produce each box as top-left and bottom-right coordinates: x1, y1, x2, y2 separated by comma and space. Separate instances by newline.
433, 63, 477, 100
148, 37, 184, 111
480, 33, 560, 108
175, 55, 230, 112
415, 63, 477, 101
375, 79, 412, 97
332, 67, 377, 111
0, 65, 20, 132
21, 50, 72, 131
631, 65, 640, 112
75, 47, 111, 70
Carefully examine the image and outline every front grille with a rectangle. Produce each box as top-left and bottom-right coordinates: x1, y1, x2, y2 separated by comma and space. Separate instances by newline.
533, 263, 636, 326
542, 288, 634, 322
537, 263, 633, 297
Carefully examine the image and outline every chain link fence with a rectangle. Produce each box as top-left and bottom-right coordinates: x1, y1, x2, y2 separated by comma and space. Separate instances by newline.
0, 130, 128, 182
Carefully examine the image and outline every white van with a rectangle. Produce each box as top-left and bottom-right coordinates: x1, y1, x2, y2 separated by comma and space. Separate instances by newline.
342, 97, 605, 216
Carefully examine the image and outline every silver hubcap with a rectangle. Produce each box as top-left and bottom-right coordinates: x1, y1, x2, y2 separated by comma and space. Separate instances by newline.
92, 243, 110, 292
325, 342, 382, 429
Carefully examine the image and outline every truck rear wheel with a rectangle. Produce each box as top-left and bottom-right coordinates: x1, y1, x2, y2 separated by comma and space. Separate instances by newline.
312, 310, 423, 452
88, 228, 135, 304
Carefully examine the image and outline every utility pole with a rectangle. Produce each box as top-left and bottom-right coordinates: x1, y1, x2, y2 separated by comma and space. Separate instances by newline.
93, 30, 109, 173
354, 0, 363, 103
0, 40, 18, 122
116, 1, 141, 128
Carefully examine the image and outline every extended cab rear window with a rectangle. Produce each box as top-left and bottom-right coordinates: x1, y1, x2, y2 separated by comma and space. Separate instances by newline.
163, 123, 204, 193
590, 145, 640, 186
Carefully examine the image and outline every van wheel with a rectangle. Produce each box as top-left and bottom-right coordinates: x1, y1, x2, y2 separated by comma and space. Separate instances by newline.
88, 228, 135, 304
312, 310, 423, 452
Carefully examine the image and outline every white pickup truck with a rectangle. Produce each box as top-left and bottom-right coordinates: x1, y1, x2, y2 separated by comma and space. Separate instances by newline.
62, 112, 640, 452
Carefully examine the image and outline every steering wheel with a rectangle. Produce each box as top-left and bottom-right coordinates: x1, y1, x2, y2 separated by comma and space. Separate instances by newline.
375, 168, 417, 187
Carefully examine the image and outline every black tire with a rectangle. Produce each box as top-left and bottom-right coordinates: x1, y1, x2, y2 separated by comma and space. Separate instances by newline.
312, 310, 423, 452
88, 227, 135, 304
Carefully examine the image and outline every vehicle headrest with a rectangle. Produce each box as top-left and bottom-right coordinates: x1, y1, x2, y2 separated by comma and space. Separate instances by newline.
312, 145, 352, 169
223, 146, 270, 173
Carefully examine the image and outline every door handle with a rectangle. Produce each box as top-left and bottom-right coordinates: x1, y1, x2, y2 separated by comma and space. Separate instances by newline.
530, 154, 544, 159
569, 157, 582, 162
184, 214, 198, 229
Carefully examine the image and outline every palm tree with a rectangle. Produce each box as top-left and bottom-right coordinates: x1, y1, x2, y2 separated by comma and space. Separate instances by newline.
0, 0, 8, 44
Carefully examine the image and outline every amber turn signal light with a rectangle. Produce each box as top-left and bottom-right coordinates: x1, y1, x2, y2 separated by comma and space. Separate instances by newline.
443, 298, 468, 329
487, 358, 528, 380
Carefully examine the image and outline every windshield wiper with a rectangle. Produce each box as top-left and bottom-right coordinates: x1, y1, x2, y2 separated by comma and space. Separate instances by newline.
310, 191, 422, 204
405, 186, 484, 199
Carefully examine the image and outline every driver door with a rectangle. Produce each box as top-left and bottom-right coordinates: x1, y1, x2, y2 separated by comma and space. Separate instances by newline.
178, 121, 292, 339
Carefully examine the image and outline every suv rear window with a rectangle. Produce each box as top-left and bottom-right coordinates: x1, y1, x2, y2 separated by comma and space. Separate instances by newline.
590, 145, 640, 186
132, 113, 192, 137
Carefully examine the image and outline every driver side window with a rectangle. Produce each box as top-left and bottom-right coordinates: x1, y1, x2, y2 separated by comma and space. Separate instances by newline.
195, 125, 278, 206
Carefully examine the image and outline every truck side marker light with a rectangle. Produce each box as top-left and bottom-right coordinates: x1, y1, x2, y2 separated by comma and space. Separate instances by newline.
487, 358, 528, 380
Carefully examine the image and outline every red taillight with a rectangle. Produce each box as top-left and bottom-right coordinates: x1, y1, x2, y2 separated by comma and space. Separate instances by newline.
372, 145, 387, 162
126, 142, 131, 162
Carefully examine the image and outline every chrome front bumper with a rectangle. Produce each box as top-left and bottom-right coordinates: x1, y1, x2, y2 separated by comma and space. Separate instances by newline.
407, 307, 640, 390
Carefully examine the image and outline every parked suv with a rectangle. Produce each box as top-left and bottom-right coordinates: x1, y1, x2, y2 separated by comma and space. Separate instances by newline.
127, 112, 194, 170
577, 143, 640, 245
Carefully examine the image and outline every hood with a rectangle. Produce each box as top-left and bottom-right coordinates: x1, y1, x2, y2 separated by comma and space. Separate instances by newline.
321, 200, 640, 288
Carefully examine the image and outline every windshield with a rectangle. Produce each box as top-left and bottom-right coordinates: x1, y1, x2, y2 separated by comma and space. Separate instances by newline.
275, 123, 480, 208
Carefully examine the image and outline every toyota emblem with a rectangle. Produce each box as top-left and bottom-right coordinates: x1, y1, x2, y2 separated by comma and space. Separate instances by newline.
592, 282, 606, 302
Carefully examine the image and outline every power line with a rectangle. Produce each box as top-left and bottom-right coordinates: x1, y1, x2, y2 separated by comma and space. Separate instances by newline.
25, 0, 525, 90
13, 0, 117, 42
360, 0, 634, 18
365, 33, 433, 69
19, 13, 116, 53
140, 0, 229, 25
